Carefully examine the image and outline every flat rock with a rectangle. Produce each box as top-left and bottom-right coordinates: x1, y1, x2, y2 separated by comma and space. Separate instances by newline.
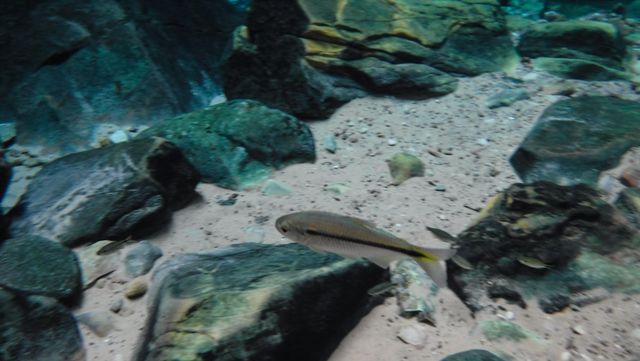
440, 349, 505, 361
133, 242, 385, 361
450, 182, 639, 313
9, 137, 200, 247
137, 100, 315, 189
0, 289, 85, 361
486, 89, 529, 109
510, 96, 640, 187
125, 241, 163, 277
0, 235, 81, 300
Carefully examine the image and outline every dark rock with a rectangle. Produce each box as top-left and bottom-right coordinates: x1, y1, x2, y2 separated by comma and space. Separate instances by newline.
223, 0, 517, 118
440, 349, 506, 361
9, 137, 200, 247
137, 100, 315, 189
510, 96, 640, 187
125, 241, 163, 277
1, 0, 246, 155
615, 187, 640, 229
0, 235, 81, 300
538, 294, 570, 313
450, 182, 638, 313
0, 288, 84, 361
134, 243, 385, 361
486, 88, 529, 109
532, 57, 631, 81
518, 21, 626, 68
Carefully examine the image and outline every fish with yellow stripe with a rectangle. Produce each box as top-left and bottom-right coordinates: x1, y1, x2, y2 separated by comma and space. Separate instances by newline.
275, 211, 456, 287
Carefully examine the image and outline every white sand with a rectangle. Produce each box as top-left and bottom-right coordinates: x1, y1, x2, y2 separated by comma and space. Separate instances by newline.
75, 67, 640, 361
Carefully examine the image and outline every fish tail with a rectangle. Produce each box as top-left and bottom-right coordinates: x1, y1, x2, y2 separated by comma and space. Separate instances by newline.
410, 245, 456, 288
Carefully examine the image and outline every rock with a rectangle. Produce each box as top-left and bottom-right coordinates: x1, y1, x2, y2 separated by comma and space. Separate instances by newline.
75, 240, 120, 288
391, 258, 439, 324
133, 242, 385, 361
125, 241, 163, 277
76, 311, 115, 337
325, 183, 349, 195
542, 81, 576, 96
222, 0, 517, 118
476, 320, 540, 342
517, 20, 628, 80
137, 100, 315, 189
110, 299, 123, 314
440, 349, 506, 361
0, 289, 85, 361
387, 153, 425, 186
0, 235, 81, 300
125, 277, 148, 299
510, 96, 640, 187
261, 179, 293, 196
1, 0, 246, 155
397, 324, 428, 348
0, 122, 16, 146
571, 324, 586, 335
532, 57, 632, 81
486, 89, 529, 109
109, 130, 131, 144
9, 137, 200, 247
323, 134, 337, 153
615, 187, 640, 229
620, 167, 640, 187
450, 182, 638, 313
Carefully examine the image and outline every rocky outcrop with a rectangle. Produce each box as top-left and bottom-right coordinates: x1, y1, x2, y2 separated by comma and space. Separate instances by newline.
0, 235, 81, 300
449, 182, 638, 313
510, 96, 640, 187
0, 0, 245, 154
223, 0, 518, 118
0, 288, 85, 361
9, 137, 200, 247
517, 20, 631, 80
137, 100, 315, 189
134, 243, 386, 361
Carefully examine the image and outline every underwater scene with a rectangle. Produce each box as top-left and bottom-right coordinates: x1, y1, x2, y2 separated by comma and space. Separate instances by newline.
1, 0, 640, 360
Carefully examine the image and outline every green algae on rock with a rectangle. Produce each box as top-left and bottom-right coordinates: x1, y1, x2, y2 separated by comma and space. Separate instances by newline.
476, 320, 540, 342
387, 152, 425, 186
138, 99, 315, 190
510, 96, 640, 187
134, 243, 386, 361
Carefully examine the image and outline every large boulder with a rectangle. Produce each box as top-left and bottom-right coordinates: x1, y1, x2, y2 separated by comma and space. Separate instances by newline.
517, 20, 630, 80
134, 243, 386, 361
0, 288, 85, 361
223, 0, 518, 118
510, 96, 640, 187
0, 0, 245, 155
137, 100, 315, 189
9, 137, 200, 247
0, 235, 81, 300
449, 182, 639, 313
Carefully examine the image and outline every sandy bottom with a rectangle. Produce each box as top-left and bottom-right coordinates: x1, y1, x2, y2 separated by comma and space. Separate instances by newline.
76, 68, 640, 361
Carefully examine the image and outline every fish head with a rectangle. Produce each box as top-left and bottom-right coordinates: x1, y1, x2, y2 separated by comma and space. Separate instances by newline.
275, 213, 307, 243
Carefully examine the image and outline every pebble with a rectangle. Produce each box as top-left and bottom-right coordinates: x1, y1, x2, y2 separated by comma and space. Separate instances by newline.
110, 299, 123, 314
498, 311, 515, 321
387, 139, 397, 146
125, 277, 148, 299
109, 130, 131, 144
572, 325, 586, 335
434, 183, 446, 192
323, 134, 337, 153
76, 311, 115, 337
325, 183, 349, 195
397, 324, 428, 348
260, 179, 292, 196
125, 241, 163, 277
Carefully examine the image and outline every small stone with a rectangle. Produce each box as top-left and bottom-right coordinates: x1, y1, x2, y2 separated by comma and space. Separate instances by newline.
477, 138, 489, 146
110, 299, 123, 313
434, 183, 446, 192
397, 324, 428, 348
498, 311, 515, 321
109, 130, 132, 144
125, 277, 148, 299
620, 167, 640, 187
325, 183, 349, 195
387, 153, 424, 186
571, 325, 586, 335
323, 134, 337, 153
387, 139, 397, 146
76, 311, 115, 337
486, 89, 529, 109
125, 241, 163, 277
260, 179, 292, 196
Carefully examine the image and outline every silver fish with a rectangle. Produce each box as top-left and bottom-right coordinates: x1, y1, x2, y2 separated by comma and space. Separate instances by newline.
275, 211, 456, 287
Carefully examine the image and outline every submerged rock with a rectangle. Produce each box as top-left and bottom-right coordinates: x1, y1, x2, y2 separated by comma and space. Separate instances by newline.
486, 89, 529, 109
0, 289, 85, 361
510, 96, 640, 187
615, 187, 640, 229
391, 258, 439, 324
223, 0, 517, 118
387, 152, 425, 186
450, 182, 638, 313
137, 100, 315, 189
0, 235, 81, 300
9, 137, 200, 247
440, 349, 506, 361
125, 241, 163, 277
134, 243, 385, 361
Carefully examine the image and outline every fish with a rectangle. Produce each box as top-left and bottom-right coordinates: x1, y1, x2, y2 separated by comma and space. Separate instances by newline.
427, 226, 473, 270
275, 211, 456, 287
516, 256, 551, 269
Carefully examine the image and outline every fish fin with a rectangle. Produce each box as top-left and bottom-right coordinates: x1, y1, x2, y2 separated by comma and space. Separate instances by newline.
366, 253, 402, 269
412, 245, 456, 262
415, 259, 448, 288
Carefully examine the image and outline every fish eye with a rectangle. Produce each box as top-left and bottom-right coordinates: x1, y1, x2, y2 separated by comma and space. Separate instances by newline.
280, 226, 288, 233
